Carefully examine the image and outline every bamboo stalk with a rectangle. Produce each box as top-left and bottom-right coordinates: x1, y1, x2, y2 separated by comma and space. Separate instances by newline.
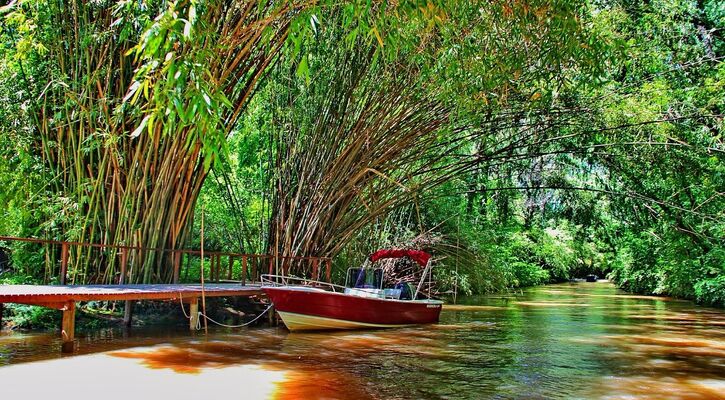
200, 205, 208, 335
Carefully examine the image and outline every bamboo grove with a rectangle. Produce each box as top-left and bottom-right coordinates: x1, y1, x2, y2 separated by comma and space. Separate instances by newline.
2, 0, 328, 283
262, 3, 608, 259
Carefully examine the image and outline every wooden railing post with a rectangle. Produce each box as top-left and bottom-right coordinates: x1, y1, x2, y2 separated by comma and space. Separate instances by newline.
241, 255, 247, 286
326, 259, 331, 282
60, 242, 69, 285
268, 256, 274, 276
312, 259, 319, 281
227, 255, 233, 280
173, 251, 181, 283
120, 248, 128, 284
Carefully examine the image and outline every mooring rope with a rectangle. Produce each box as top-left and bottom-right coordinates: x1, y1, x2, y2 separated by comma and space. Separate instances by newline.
199, 304, 273, 329
178, 294, 273, 330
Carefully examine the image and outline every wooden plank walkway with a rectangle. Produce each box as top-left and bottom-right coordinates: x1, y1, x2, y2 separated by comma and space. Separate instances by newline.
0, 283, 264, 352
0, 283, 263, 304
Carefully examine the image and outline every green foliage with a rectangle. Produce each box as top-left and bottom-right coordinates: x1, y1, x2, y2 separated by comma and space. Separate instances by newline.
0, 272, 39, 285
510, 261, 551, 288
694, 276, 725, 307
3, 304, 59, 330
0, 0, 721, 309
586, 0, 725, 305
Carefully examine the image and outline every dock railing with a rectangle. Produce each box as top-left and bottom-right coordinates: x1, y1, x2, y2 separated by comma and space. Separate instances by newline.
0, 236, 332, 285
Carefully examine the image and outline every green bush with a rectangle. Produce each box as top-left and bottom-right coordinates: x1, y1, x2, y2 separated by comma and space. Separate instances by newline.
4, 304, 60, 330
0, 272, 38, 285
694, 276, 725, 307
509, 261, 550, 287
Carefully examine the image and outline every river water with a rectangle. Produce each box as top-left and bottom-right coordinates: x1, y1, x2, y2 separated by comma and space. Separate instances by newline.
1, 281, 724, 399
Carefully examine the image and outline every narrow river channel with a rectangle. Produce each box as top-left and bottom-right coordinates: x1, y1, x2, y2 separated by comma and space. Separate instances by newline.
1, 281, 724, 399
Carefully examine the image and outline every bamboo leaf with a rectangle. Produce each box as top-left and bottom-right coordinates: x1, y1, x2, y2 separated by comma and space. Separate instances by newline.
189, 4, 197, 22
372, 26, 384, 48
217, 91, 232, 109
310, 14, 319, 35
0, 1, 17, 14
130, 115, 151, 138
183, 20, 192, 38
296, 56, 309, 82
122, 81, 140, 103
147, 114, 155, 136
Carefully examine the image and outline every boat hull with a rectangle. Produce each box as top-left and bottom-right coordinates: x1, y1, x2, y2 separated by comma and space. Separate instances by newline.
263, 287, 443, 331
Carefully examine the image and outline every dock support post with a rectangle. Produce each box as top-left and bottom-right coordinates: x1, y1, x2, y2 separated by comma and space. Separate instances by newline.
119, 248, 132, 328
189, 298, 199, 331
268, 304, 275, 326
123, 300, 134, 327
60, 242, 69, 285
61, 301, 76, 353
0, 303, 4, 329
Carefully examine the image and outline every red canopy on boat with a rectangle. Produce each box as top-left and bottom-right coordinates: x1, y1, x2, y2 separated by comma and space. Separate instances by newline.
369, 249, 431, 267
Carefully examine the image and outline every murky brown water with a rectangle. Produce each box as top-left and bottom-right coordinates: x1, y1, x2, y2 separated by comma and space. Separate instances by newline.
1, 282, 724, 399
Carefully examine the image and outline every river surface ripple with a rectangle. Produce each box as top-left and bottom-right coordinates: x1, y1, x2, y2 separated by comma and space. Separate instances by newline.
1, 281, 724, 399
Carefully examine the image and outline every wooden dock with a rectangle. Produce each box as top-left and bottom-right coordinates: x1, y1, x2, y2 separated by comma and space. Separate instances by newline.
0, 283, 264, 352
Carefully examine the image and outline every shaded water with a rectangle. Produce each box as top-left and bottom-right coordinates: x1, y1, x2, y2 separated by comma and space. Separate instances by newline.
1, 282, 724, 399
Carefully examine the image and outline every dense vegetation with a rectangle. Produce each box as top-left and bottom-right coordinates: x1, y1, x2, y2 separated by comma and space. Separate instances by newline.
0, 0, 722, 308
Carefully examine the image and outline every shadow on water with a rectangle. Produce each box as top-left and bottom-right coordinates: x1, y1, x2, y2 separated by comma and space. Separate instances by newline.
1, 282, 724, 399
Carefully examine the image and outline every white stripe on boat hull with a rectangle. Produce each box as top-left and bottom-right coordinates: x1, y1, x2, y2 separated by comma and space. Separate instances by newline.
276, 311, 412, 331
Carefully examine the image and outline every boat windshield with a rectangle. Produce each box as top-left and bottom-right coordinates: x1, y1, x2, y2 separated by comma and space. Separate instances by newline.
345, 268, 383, 289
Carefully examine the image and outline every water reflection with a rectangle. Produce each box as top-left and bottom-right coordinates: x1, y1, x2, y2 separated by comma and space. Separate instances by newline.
1, 282, 724, 399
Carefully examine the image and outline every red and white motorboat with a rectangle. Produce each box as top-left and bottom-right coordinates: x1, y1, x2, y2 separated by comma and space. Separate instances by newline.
262, 249, 443, 331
